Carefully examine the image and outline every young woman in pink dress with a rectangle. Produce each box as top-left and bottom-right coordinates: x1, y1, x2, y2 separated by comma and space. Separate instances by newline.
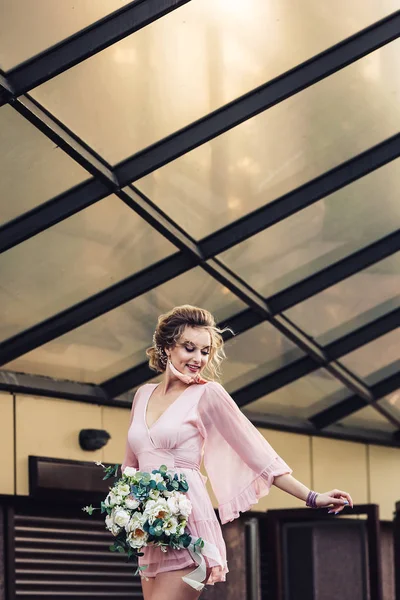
122, 305, 353, 600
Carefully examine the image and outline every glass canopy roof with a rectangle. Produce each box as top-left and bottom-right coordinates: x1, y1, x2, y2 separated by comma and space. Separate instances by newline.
0, 0, 399, 447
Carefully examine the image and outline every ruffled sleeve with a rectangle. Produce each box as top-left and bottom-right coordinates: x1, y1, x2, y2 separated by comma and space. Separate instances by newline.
121, 390, 140, 473
198, 382, 292, 525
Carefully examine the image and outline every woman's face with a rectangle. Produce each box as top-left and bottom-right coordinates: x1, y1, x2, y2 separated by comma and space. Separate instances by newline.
167, 326, 211, 377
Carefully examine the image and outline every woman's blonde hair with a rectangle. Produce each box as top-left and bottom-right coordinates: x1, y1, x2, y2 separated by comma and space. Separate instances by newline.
146, 305, 232, 380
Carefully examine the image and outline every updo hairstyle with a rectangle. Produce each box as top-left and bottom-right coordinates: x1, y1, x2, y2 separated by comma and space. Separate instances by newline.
146, 305, 232, 380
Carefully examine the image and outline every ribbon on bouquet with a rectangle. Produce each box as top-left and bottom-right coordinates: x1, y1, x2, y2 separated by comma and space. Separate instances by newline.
181, 535, 223, 591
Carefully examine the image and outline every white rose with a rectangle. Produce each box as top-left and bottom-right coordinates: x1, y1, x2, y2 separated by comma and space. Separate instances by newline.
143, 499, 156, 513
124, 494, 140, 510
116, 483, 130, 497
177, 496, 192, 518
151, 473, 164, 484
167, 494, 180, 515
104, 491, 123, 508
149, 489, 160, 501
126, 512, 148, 548
144, 498, 170, 525
162, 516, 179, 536
123, 466, 137, 477
105, 513, 121, 536
126, 511, 146, 533
127, 529, 148, 549
113, 507, 130, 528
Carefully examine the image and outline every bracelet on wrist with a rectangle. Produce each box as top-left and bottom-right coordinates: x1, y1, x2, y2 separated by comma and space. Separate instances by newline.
306, 490, 318, 509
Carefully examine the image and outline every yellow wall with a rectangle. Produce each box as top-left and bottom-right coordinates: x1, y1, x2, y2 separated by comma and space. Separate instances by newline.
0, 392, 15, 494
15, 394, 103, 495
312, 437, 369, 505
102, 405, 131, 465
369, 445, 400, 521
2, 392, 399, 520
256, 429, 312, 509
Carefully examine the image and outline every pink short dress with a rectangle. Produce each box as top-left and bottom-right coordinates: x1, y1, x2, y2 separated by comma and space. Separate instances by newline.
122, 381, 292, 586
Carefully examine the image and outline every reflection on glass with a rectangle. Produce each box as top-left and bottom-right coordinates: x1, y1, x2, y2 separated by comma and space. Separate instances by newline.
31, 2, 398, 164
222, 321, 304, 393
0, 196, 174, 342
220, 160, 400, 297
135, 40, 400, 238
285, 253, 400, 341
3, 268, 246, 384
0, 106, 87, 225
340, 329, 400, 379
338, 403, 397, 433
385, 390, 400, 413
0, 0, 132, 69
245, 368, 349, 419
379, 391, 400, 429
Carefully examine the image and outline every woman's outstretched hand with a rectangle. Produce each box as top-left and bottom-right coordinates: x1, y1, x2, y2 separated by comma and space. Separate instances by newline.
316, 488, 354, 514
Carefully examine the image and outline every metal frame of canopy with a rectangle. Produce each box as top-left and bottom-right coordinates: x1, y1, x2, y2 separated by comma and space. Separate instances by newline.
0, 4, 399, 445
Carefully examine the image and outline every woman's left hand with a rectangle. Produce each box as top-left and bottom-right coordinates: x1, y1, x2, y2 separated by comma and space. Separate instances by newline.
315, 488, 353, 514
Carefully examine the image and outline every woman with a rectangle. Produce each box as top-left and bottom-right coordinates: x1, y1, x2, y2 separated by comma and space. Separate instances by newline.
122, 305, 353, 600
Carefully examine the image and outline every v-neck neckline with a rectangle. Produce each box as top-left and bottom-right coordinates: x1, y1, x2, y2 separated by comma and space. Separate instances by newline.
143, 383, 192, 432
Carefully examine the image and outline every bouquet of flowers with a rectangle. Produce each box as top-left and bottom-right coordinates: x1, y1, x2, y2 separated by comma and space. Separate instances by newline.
83, 462, 204, 577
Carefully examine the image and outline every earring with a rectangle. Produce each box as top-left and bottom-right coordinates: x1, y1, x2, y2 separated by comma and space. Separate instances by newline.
155, 344, 167, 367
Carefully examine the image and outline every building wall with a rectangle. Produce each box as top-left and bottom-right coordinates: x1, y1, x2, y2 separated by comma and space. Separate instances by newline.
0, 392, 399, 520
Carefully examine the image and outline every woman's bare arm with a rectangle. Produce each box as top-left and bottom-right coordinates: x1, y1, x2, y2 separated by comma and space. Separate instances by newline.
273, 473, 353, 513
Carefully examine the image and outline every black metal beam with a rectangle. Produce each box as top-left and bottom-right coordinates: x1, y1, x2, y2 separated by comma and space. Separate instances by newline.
1, 369, 398, 447
232, 356, 317, 408
326, 307, 400, 359
2, 134, 399, 260
0, 90, 205, 258
1, 0, 191, 100
102, 307, 263, 396
267, 231, 400, 314
4, 88, 388, 406
200, 135, 400, 258
103, 305, 399, 398
1, 225, 397, 382
11, 94, 117, 186
239, 308, 399, 401
0, 252, 195, 366
245, 410, 400, 448
1, 42, 398, 424
0, 370, 110, 404
0, 178, 109, 254
115, 11, 400, 185
310, 366, 400, 428
0, 73, 13, 104
202, 263, 374, 410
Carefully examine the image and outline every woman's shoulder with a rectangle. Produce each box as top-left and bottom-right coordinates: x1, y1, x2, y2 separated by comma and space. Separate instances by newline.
199, 380, 226, 401
131, 382, 157, 401
203, 380, 223, 390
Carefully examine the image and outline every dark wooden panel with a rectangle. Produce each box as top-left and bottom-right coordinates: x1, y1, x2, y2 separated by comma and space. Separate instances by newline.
380, 522, 395, 600
29, 456, 114, 502
10, 502, 143, 599
395, 502, 400, 600
0, 506, 4, 600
